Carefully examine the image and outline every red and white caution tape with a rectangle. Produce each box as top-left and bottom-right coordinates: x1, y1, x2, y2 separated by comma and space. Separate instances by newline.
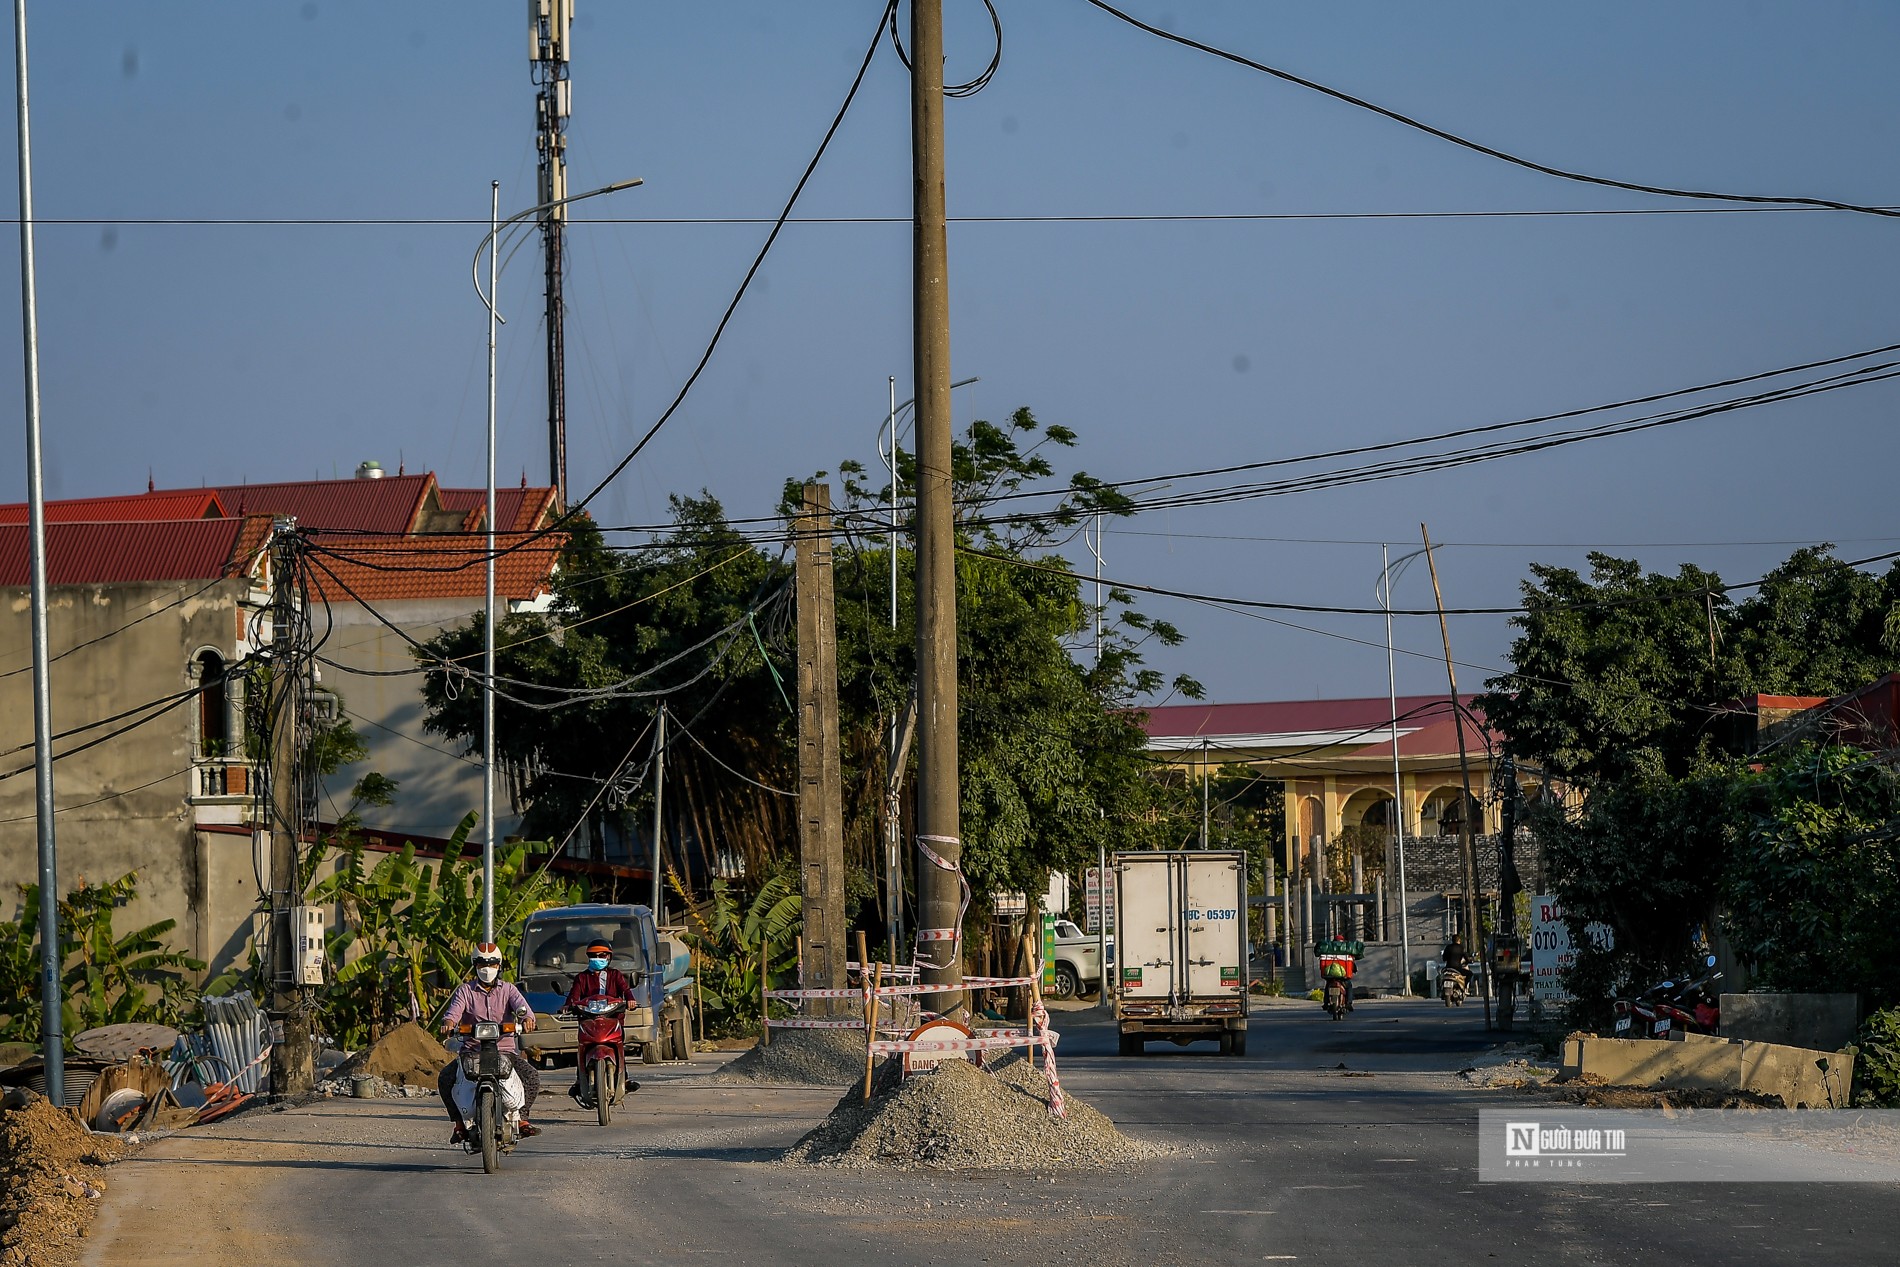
765, 1017, 871, 1030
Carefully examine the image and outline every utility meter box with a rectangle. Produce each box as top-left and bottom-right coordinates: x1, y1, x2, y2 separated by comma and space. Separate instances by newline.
292, 906, 326, 985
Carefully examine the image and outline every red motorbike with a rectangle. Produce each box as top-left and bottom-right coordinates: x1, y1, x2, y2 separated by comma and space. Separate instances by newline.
570, 994, 628, 1127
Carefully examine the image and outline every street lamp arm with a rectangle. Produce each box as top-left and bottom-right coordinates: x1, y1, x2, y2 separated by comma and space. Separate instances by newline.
471, 177, 644, 315
878, 375, 980, 461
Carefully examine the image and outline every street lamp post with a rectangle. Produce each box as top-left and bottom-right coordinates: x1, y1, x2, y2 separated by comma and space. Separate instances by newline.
472, 175, 641, 943
1378, 546, 1430, 996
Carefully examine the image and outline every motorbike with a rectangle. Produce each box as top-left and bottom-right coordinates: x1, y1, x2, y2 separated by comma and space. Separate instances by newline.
1322, 974, 1349, 1021
453, 1009, 530, 1174
1441, 960, 1475, 1007
570, 994, 629, 1127
1613, 956, 1720, 1038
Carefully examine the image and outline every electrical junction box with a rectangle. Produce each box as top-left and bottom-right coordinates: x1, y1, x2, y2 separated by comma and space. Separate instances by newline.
292, 906, 326, 985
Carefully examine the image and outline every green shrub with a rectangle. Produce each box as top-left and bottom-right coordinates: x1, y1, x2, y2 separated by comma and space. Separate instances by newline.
1854, 1008, 1900, 1106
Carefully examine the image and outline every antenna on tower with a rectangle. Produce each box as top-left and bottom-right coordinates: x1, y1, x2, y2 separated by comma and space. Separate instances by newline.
529, 0, 573, 510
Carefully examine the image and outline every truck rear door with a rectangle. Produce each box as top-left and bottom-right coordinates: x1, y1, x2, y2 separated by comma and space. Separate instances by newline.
1182, 853, 1246, 1000
1115, 854, 1179, 1002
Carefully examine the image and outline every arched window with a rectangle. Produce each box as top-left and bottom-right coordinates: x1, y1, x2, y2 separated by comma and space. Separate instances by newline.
194, 650, 227, 756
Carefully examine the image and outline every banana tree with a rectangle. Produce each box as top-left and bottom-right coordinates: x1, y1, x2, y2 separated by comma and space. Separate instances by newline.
672, 869, 801, 1037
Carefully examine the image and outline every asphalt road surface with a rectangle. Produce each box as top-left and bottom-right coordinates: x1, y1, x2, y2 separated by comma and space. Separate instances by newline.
83, 998, 1894, 1267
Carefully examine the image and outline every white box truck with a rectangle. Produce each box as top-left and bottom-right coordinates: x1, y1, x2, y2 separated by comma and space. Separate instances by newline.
1112, 850, 1249, 1056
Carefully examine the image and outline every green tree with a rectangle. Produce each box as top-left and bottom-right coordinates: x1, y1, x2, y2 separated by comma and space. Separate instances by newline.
0, 873, 204, 1045
1479, 547, 1900, 784
1720, 745, 1900, 1009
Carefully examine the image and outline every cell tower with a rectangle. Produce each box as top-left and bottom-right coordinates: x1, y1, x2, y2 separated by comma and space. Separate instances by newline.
530, 0, 573, 507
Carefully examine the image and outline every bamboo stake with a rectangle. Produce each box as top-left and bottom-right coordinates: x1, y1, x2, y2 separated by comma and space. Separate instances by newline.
863, 960, 883, 1102
1025, 931, 1041, 1071
760, 933, 771, 1046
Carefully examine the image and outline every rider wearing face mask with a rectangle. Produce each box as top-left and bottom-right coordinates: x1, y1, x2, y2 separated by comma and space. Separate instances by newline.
438, 943, 542, 1144
563, 939, 639, 1098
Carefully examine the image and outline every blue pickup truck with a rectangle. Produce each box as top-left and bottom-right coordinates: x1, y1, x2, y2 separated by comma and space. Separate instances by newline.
514, 903, 695, 1067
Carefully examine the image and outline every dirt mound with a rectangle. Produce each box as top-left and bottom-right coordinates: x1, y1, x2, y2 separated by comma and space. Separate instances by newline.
0, 1092, 127, 1267
334, 1022, 450, 1089
716, 1030, 868, 1087
1547, 1083, 1786, 1110
782, 1053, 1161, 1170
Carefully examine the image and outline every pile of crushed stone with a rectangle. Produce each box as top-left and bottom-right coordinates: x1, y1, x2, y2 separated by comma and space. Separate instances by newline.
1460, 1043, 1557, 1089
716, 1029, 868, 1087
0, 1091, 127, 1267
327, 1022, 450, 1093
782, 1053, 1161, 1171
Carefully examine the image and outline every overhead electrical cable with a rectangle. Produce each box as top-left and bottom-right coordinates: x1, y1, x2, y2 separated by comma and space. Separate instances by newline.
1081, 0, 1900, 219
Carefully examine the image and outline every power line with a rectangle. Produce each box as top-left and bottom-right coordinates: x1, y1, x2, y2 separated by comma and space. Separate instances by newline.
7, 205, 1892, 226
1081, 0, 1900, 220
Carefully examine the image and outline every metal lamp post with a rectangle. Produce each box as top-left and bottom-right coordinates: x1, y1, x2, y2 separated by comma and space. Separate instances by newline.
471, 176, 641, 943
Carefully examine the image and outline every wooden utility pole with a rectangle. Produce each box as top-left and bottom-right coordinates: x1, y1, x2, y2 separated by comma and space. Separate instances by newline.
910, 0, 964, 1017
266, 523, 314, 1096
1421, 524, 1491, 1031
795, 484, 848, 1008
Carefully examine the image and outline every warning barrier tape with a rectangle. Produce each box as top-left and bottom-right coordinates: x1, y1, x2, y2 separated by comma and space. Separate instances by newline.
764, 1017, 872, 1030
867, 1028, 1061, 1056
766, 970, 1045, 1002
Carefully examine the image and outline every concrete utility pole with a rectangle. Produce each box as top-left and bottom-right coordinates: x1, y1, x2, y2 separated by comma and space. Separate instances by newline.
267, 524, 314, 1096
529, 0, 573, 505
910, 0, 964, 1017
795, 484, 848, 1004
13, 0, 62, 1103
1421, 524, 1491, 1031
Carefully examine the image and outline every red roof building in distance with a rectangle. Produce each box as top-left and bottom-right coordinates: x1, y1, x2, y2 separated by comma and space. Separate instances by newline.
1140, 693, 1545, 884
436, 484, 559, 534
0, 515, 271, 587
304, 532, 563, 605
0, 488, 226, 524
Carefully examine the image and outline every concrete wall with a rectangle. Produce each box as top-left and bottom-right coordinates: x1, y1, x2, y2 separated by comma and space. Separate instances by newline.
1560, 1032, 1855, 1109
0, 579, 249, 979
315, 598, 524, 843
1720, 993, 1860, 1053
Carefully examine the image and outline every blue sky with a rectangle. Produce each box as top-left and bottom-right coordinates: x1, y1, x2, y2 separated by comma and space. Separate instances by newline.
3, 1, 1898, 701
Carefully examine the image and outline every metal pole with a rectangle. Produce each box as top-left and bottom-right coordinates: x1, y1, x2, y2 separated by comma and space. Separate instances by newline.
911, 0, 964, 1017
13, 0, 60, 1103
482, 180, 499, 946
1090, 513, 1104, 668
651, 703, 666, 923
1421, 524, 1490, 1031
1383, 545, 1412, 994
1097, 842, 1109, 1011
1200, 741, 1210, 849
887, 375, 898, 630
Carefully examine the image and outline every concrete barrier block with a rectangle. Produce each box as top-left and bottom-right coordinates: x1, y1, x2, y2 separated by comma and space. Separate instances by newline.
1720, 993, 1858, 1051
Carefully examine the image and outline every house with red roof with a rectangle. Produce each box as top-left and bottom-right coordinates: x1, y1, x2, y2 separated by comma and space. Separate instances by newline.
0, 467, 568, 979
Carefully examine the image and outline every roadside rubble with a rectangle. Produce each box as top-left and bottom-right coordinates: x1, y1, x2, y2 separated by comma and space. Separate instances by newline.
782, 1052, 1161, 1171
0, 1090, 127, 1267
319, 1022, 450, 1097
1459, 1042, 1558, 1089
715, 1030, 868, 1087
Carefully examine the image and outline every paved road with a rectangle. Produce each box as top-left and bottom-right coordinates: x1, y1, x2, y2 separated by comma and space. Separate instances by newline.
84, 998, 1896, 1266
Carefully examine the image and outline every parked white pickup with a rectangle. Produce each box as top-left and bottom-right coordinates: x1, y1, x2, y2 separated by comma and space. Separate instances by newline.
1048, 919, 1114, 999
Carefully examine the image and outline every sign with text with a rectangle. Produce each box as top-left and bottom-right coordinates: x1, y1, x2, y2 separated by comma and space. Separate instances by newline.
1529, 896, 1614, 1005
1084, 866, 1116, 933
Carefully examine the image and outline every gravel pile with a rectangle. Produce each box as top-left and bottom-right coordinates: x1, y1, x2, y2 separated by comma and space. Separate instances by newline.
782, 1053, 1162, 1171
0, 1090, 127, 1267
328, 1022, 450, 1092
715, 1030, 868, 1087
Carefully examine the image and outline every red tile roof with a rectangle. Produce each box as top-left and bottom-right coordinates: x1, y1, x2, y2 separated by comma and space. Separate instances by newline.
189, 474, 439, 535
0, 516, 270, 587
302, 532, 564, 603
0, 490, 226, 523
438, 485, 559, 533
1140, 694, 1497, 760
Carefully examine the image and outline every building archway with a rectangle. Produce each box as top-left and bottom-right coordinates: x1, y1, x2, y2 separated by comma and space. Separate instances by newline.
190, 649, 228, 756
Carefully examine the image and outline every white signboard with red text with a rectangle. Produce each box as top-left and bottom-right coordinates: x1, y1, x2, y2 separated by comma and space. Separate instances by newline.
1529, 896, 1614, 1005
